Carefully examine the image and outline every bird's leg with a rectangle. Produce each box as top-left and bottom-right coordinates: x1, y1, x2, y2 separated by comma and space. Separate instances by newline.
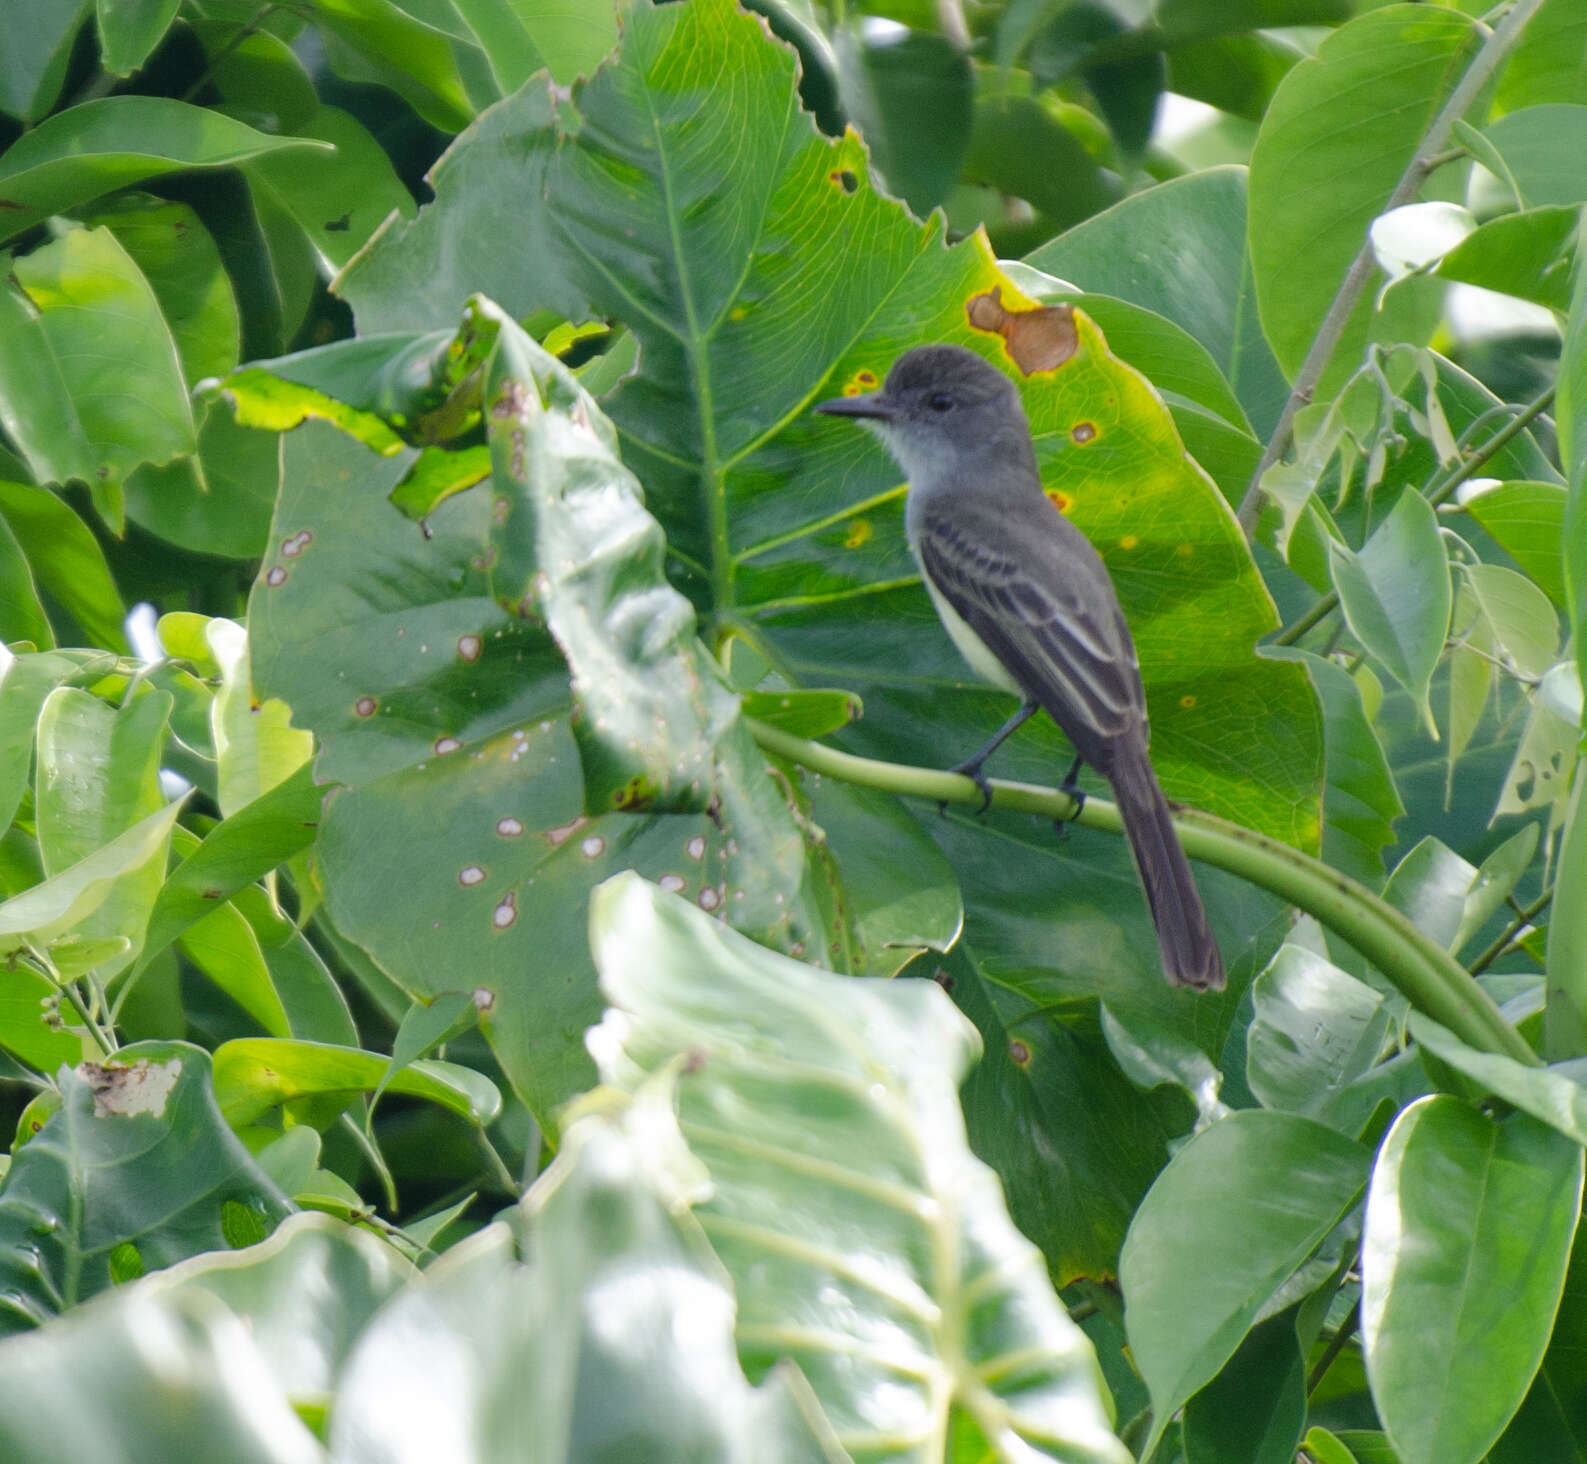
1053, 753, 1086, 838
943, 699, 1040, 815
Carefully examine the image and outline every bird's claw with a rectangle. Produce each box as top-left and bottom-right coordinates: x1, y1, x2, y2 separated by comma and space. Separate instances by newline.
948, 760, 994, 815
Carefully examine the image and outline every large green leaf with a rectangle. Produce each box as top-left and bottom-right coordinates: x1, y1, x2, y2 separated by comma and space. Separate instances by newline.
0, 96, 327, 245
1247, 6, 1478, 393
97, 0, 181, 74
1025, 166, 1289, 438
0, 1041, 293, 1336
587, 871, 1132, 1463
0, 1212, 407, 1462
0, 227, 196, 499
335, 0, 1322, 857
331, 1095, 848, 1463
1362, 1097, 1583, 1464
1496, 0, 1587, 112
1119, 1110, 1371, 1450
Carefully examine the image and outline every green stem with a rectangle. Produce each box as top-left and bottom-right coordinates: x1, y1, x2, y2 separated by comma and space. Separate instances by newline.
748, 720, 1537, 1066
1236, 0, 1550, 534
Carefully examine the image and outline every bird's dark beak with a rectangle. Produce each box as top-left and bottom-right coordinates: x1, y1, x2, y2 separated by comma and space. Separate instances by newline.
815, 391, 897, 421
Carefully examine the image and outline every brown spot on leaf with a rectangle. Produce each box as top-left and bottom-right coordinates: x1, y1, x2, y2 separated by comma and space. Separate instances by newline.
1071, 421, 1097, 444
1008, 1039, 1031, 1066
80, 1058, 181, 1118
1046, 489, 1073, 514
354, 696, 377, 717
844, 517, 871, 548
966, 286, 1077, 375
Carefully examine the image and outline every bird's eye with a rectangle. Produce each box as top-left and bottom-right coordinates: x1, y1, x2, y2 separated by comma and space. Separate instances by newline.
927, 392, 954, 413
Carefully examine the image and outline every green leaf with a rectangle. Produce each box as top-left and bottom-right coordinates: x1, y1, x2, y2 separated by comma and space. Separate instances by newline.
0, 1211, 406, 1459
1246, 943, 1394, 1125
1461, 562, 1558, 681
0, 482, 129, 651
1561, 210, 1587, 796
78, 194, 241, 386
212, 1038, 502, 1129
1495, 0, 1587, 112
1460, 480, 1569, 610
740, 687, 862, 738
833, 25, 973, 215
1120, 1110, 1371, 1449
332, 1102, 849, 1464
588, 871, 1132, 1462
1025, 165, 1288, 439
1483, 106, 1587, 208
0, 96, 329, 245
1486, 1218, 1587, 1463
1181, 1311, 1307, 1464
122, 401, 281, 559
96, 0, 181, 74
0, 0, 87, 121
1263, 648, 1403, 886
0, 649, 118, 830
243, 106, 416, 273
137, 761, 322, 977
0, 799, 184, 957
480, 0, 615, 85
33, 688, 173, 977
1435, 205, 1579, 313
206, 618, 313, 818
301, 0, 477, 132
0, 1042, 293, 1336
0, 517, 51, 649
0, 964, 92, 1075
961, 93, 1118, 237
1248, 6, 1479, 393
377, 990, 481, 1107
1328, 490, 1450, 733
179, 902, 292, 1038
1454, 822, 1539, 957
1381, 836, 1474, 953
0, 227, 196, 500
1547, 773, 1587, 1061
1362, 1096, 1583, 1464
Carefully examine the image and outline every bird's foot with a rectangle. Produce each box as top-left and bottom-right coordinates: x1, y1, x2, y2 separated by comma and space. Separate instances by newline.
1053, 757, 1086, 838
948, 757, 995, 816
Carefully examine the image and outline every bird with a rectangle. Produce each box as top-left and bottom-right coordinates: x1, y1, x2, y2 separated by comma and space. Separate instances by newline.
816, 343, 1224, 991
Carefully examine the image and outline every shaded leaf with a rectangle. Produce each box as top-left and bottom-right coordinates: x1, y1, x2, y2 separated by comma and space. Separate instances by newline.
1435, 205, 1579, 314
0, 96, 328, 245
1459, 480, 1568, 610
0, 0, 87, 122
1483, 106, 1587, 208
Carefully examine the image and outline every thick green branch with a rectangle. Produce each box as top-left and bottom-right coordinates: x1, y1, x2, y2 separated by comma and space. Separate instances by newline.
748, 719, 1536, 1066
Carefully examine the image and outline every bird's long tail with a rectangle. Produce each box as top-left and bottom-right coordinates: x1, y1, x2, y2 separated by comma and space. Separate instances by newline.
1107, 736, 1224, 990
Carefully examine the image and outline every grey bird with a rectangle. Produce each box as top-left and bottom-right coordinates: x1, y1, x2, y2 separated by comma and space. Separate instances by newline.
816, 344, 1224, 991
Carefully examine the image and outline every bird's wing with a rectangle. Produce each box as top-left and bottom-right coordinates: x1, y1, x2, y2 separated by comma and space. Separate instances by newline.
916, 498, 1145, 765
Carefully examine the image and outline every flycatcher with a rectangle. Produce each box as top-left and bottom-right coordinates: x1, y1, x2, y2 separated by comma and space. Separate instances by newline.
817, 344, 1224, 991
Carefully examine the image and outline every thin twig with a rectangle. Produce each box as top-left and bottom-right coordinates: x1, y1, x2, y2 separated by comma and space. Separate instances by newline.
1469, 887, 1554, 976
180, 4, 281, 104
1307, 1299, 1362, 1395
1237, 0, 1550, 535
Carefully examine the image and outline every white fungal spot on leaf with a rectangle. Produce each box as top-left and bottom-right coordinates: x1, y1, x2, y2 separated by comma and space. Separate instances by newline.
685, 835, 706, 861
264, 567, 287, 587
354, 696, 377, 718
434, 736, 461, 755
698, 887, 721, 912
496, 817, 524, 837
580, 835, 606, 859
658, 874, 686, 894
458, 634, 483, 662
459, 865, 486, 886
81, 1058, 181, 1119
493, 893, 517, 929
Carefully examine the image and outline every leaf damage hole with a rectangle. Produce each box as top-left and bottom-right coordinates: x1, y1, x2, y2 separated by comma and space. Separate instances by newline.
81, 1057, 181, 1119
829, 168, 858, 193
966, 286, 1077, 375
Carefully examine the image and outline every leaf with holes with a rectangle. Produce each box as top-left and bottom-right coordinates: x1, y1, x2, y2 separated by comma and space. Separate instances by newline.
0, 1041, 292, 1337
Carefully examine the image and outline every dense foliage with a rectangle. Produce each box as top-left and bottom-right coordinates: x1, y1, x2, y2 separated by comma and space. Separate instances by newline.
0, 0, 1584, 1459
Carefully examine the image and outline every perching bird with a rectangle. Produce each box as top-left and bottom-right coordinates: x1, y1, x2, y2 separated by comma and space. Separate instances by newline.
817, 344, 1224, 991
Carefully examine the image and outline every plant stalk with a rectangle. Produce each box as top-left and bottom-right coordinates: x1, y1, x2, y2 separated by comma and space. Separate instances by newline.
1236, 0, 1550, 535
748, 720, 1537, 1066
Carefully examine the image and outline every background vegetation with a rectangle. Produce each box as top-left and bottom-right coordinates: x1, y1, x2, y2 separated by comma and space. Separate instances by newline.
0, 0, 1583, 1459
